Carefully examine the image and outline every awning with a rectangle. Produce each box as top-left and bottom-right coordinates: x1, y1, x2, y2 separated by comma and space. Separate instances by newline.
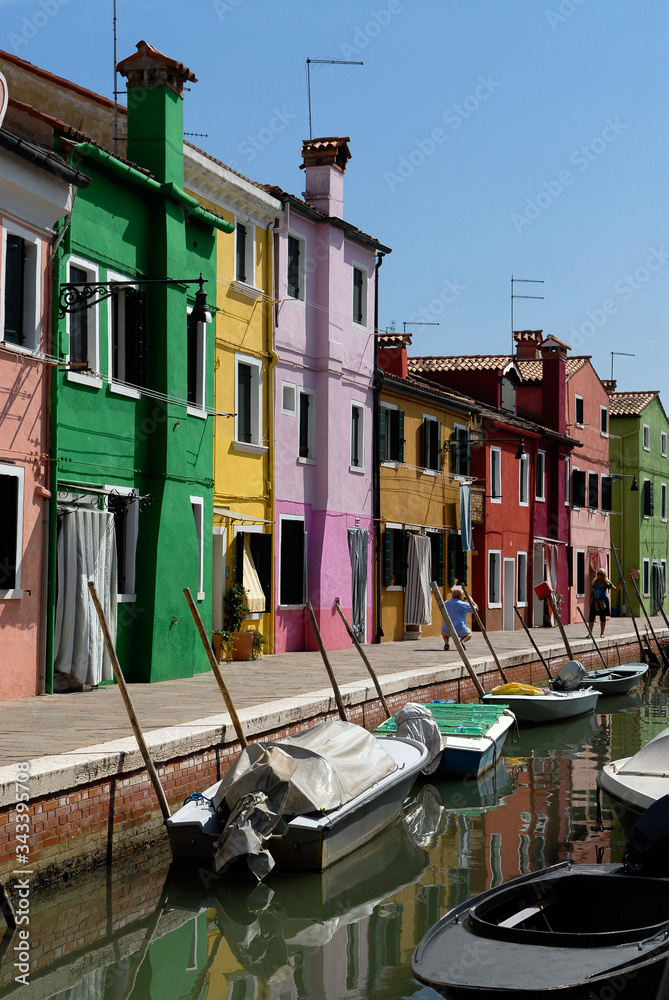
243, 535, 265, 613
214, 506, 273, 524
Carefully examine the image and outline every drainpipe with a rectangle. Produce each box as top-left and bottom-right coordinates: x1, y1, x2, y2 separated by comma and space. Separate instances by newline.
266, 218, 279, 655
373, 251, 386, 643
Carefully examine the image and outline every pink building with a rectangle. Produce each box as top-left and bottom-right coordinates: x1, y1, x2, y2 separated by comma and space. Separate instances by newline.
0, 75, 89, 698
267, 138, 391, 651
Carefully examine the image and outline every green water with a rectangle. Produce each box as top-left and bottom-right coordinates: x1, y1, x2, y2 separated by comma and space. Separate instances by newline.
4, 674, 669, 1000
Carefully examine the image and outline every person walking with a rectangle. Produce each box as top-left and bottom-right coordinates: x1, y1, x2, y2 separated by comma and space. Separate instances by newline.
588, 568, 618, 637
442, 586, 476, 650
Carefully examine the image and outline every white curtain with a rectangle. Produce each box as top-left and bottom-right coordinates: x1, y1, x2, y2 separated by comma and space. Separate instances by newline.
347, 527, 368, 638
54, 508, 117, 686
404, 533, 432, 626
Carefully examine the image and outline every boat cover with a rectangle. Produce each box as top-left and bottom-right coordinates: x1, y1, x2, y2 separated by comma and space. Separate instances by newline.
394, 703, 442, 775
618, 724, 669, 775
212, 721, 397, 878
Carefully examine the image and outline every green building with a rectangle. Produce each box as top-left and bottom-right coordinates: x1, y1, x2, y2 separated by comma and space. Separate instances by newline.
609, 390, 669, 617
48, 42, 233, 688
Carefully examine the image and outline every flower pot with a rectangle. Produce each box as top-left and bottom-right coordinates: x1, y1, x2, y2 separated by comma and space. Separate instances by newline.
228, 631, 253, 661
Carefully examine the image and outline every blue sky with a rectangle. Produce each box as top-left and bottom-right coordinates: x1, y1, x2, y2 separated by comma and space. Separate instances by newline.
3, 0, 668, 398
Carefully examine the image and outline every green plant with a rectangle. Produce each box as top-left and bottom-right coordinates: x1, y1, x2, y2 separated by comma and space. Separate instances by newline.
223, 582, 249, 632
249, 629, 267, 660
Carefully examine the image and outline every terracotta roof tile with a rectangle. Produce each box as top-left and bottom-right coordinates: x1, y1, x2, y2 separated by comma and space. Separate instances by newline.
409, 356, 514, 374
609, 391, 659, 417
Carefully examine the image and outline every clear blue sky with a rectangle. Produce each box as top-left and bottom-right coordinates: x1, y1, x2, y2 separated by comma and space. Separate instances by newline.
4, 0, 668, 398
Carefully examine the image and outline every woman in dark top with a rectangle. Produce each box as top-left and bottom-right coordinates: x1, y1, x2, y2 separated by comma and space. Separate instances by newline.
588, 568, 617, 637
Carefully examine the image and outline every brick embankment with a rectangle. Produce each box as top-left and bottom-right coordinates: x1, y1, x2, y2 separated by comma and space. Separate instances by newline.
0, 622, 662, 886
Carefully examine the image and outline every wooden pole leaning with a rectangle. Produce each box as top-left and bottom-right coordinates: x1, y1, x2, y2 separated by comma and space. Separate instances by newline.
626, 575, 669, 671
461, 584, 509, 684
431, 581, 485, 699
577, 607, 609, 669
183, 588, 248, 749
549, 593, 575, 661
306, 601, 348, 722
88, 582, 171, 821
611, 544, 645, 659
335, 601, 391, 718
513, 605, 555, 683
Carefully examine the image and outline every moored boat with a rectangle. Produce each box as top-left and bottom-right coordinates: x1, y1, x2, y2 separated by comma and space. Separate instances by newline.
597, 723, 669, 820
578, 662, 648, 695
482, 685, 599, 724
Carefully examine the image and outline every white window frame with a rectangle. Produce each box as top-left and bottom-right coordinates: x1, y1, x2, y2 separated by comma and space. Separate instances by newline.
279, 513, 307, 607
106, 269, 141, 400
517, 551, 528, 606
519, 453, 529, 506
1, 219, 41, 354
576, 549, 586, 597
662, 431, 668, 458
643, 423, 651, 451
643, 557, 650, 597
350, 400, 365, 473
600, 405, 608, 437
381, 401, 399, 468
234, 353, 265, 453
66, 254, 102, 387
662, 482, 667, 522
488, 549, 502, 608
564, 456, 570, 505
385, 521, 404, 591
105, 484, 139, 601
286, 230, 306, 302
186, 304, 207, 418
574, 394, 584, 427
0, 463, 24, 599
233, 218, 259, 293
190, 496, 205, 601
281, 381, 296, 415
490, 447, 502, 503
297, 387, 315, 463
535, 450, 546, 502
351, 261, 369, 328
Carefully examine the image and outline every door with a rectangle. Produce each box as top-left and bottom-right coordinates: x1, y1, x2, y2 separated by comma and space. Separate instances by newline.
503, 557, 515, 631
347, 527, 368, 641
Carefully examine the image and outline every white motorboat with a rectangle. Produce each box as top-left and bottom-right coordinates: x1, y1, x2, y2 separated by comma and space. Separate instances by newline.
598, 723, 669, 818
482, 686, 599, 724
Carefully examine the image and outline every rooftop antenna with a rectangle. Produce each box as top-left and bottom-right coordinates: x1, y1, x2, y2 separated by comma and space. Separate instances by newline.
403, 322, 440, 334
511, 275, 544, 353
306, 58, 363, 139
611, 351, 635, 382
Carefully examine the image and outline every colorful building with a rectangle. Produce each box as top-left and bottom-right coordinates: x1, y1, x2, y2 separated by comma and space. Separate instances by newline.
0, 71, 89, 699
266, 137, 391, 651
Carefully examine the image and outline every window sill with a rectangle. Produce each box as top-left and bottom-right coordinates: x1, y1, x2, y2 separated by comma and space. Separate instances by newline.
117, 594, 137, 603
187, 406, 208, 420
285, 294, 305, 305
488, 602, 502, 610
352, 319, 368, 330
230, 280, 264, 300
0, 341, 40, 358
67, 371, 102, 389
0, 589, 23, 600
349, 465, 366, 474
297, 456, 315, 465
386, 585, 403, 592
490, 497, 502, 504
519, 500, 529, 507
234, 441, 268, 455
422, 468, 438, 477
110, 382, 141, 400
278, 603, 306, 610
516, 600, 528, 608
535, 496, 546, 503
381, 460, 399, 469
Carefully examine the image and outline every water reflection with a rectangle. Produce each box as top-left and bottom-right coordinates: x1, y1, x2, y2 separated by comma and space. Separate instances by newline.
5, 679, 669, 1000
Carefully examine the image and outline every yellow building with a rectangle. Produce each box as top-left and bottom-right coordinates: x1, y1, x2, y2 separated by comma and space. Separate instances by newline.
376, 336, 480, 642
185, 149, 282, 651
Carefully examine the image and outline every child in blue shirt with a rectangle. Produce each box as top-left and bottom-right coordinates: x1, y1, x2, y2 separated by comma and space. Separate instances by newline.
442, 586, 477, 650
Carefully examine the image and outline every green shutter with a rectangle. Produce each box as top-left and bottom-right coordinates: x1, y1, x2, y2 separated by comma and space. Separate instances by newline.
379, 406, 387, 463
448, 533, 456, 587
437, 533, 444, 586
384, 528, 391, 586
436, 421, 442, 471
398, 410, 405, 463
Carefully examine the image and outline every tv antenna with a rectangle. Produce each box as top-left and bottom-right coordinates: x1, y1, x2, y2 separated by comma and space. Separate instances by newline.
611, 351, 635, 382
511, 275, 544, 352
403, 321, 440, 334
306, 58, 363, 139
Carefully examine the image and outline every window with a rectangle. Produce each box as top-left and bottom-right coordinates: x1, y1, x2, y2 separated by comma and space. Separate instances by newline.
564, 456, 570, 504
535, 450, 546, 501
588, 472, 599, 510
519, 453, 529, 505
575, 395, 584, 426
235, 221, 255, 285
190, 496, 205, 600
0, 464, 24, 596
517, 551, 528, 605
490, 447, 501, 502
643, 478, 654, 518
235, 355, 263, 449
380, 405, 404, 463
662, 560, 667, 597
279, 516, 306, 605
600, 406, 608, 436
298, 388, 315, 461
384, 525, 406, 587
350, 402, 365, 470
643, 424, 650, 451
643, 558, 650, 597
422, 416, 441, 472
429, 531, 444, 586
662, 432, 667, 458
572, 468, 586, 508
448, 531, 467, 587
352, 265, 368, 326
281, 382, 296, 415
576, 550, 585, 597
488, 550, 501, 607
106, 487, 139, 600
233, 529, 271, 613
601, 475, 613, 513
67, 257, 100, 383
451, 425, 470, 476
187, 305, 206, 412
108, 274, 147, 390
662, 483, 667, 522
287, 234, 304, 300
2, 224, 39, 351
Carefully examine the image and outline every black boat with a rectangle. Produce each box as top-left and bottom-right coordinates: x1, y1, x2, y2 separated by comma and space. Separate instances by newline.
412, 795, 669, 997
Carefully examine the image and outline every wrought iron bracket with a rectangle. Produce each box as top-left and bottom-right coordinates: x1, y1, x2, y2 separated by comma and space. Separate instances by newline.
59, 275, 207, 316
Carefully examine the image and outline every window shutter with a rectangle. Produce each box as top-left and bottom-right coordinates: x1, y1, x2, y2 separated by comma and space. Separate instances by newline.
400, 529, 408, 587
430, 532, 444, 586
234, 532, 244, 584
435, 421, 442, 470
379, 406, 387, 463
0, 475, 18, 588
398, 410, 405, 463
601, 476, 612, 513
572, 469, 586, 507
125, 287, 147, 387
187, 311, 198, 405
4, 235, 25, 346
644, 480, 654, 517
384, 528, 391, 586
421, 419, 429, 469
236, 223, 247, 283
448, 532, 456, 587
567, 546, 573, 587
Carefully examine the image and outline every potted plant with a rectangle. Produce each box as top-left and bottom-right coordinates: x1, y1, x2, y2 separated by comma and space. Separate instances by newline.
250, 629, 267, 660
211, 629, 230, 664
223, 583, 253, 661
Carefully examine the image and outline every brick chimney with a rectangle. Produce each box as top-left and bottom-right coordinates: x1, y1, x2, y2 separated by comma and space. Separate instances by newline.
514, 329, 543, 360
377, 333, 411, 378
300, 136, 351, 219
540, 335, 569, 434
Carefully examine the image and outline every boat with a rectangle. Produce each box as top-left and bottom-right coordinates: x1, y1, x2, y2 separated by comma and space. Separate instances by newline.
482, 685, 599, 724
412, 794, 669, 997
437, 758, 516, 814
374, 701, 516, 777
577, 662, 648, 696
598, 723, 669, 821
166, 719, 428, 877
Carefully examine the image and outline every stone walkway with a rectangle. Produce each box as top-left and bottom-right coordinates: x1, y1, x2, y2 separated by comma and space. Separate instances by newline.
0, 615, 663, 766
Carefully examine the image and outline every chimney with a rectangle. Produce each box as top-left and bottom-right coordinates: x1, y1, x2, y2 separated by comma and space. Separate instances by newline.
300, 136, 351, 219
602, 379, 617, 393
514, 329, 543, 360
377, 333, 411, 378
117, 40, 195, 185
539, 335, 569, 434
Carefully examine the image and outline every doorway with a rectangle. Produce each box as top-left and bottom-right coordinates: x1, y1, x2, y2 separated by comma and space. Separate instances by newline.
503, 557, 515, 631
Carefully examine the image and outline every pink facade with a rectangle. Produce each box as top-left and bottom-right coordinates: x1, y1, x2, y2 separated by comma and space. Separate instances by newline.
270, 138, 390, 651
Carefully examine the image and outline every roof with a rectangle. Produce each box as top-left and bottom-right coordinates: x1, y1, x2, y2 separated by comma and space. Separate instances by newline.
410, 356, 519, 375
0, 125, 90, 188
520, 357, 587, 382
609, 391, 661, 417
262, 184, 392, 254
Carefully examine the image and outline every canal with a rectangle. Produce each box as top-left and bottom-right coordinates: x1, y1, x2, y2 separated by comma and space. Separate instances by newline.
4, 673, 669, 999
